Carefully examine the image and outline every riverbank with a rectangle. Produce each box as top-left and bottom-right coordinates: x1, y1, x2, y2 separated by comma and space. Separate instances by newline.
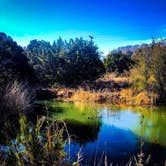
42, 73, 155, 106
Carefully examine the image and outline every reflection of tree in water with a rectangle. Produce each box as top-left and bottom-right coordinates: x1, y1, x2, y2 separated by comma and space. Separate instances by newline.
132, 107, 166, 146
137, 115, 145, 166
65, 118, 101, 145
46, 101, 102, 144
136, 113, 166, 166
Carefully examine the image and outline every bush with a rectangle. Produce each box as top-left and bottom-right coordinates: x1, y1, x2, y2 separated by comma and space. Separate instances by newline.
104, 51, 134, 74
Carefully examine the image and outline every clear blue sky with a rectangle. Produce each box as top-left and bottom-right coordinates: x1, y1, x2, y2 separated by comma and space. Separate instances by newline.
0, 0, 166, 53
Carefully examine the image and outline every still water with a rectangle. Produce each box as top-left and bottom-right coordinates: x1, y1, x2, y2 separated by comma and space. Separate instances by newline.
48, 102, 166, 165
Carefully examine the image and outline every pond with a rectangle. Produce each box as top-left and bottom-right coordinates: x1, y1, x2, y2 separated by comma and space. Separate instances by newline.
47, 101, 166, 165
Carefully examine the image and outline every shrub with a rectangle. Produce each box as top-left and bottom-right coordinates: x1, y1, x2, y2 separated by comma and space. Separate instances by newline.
70, 88, 106, 102
103, 51, 134, 74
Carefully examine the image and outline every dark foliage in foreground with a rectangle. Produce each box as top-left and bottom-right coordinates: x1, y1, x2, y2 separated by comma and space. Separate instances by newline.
0, 33, 34, 89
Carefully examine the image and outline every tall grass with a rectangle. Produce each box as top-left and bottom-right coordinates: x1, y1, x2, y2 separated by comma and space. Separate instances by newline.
0, 81, 34, 114
72, 148, 151, 166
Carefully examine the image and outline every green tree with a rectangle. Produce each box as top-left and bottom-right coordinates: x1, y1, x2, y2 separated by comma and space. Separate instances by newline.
25, 40, 58, 86
151, 41, 166, 101
26, 37, 105, 86
104, 51, 134, 74
131, 39, 166, 103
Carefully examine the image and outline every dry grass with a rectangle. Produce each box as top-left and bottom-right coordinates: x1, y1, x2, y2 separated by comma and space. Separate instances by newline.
52, 73, 130, 104
99, 72, 130, 84
49, 73, 154, 106
69, 88, 107, 102
1, 81, 34, 113
69, 88, 153, 105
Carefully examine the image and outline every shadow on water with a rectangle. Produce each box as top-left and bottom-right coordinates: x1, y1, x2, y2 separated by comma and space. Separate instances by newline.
65, 119, 101, 144
46, 101, 102, 144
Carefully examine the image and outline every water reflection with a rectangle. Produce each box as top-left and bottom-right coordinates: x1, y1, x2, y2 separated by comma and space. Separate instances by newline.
131, 107, 166, 146
47, 101, 102, 144
48, 102, 166, 165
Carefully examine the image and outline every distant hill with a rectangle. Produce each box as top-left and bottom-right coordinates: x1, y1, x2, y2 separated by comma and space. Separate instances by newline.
117, 44, 148, 54
116, 39, 166, 54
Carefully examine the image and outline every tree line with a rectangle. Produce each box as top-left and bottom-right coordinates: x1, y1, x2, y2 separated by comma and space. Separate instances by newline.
0, 33, 105, 88
0, 32, 166, 103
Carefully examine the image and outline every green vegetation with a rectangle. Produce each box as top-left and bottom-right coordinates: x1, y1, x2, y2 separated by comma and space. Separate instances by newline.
0, 33, 34, 89
46, 101, 99, 124
103, 39, 166, 105
104, 50, 134, 74
130, 40, 166, 104
131, 106, 166, 146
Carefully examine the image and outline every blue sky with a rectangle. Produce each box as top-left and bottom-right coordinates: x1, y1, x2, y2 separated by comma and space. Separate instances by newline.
0, 0, 166, 53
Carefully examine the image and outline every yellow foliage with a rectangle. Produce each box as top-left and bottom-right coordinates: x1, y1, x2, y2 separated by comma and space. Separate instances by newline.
120, 89, 133, 104
129, 68, 145, 83
120, 89, 152, 105
135, 92, 151, 105
70, 88, 106, 102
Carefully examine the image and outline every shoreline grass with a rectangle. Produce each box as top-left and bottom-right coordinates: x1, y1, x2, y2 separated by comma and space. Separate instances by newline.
48, 73, 154, 106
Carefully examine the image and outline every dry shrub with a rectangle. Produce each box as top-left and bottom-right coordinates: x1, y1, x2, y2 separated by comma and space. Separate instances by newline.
120, 89, 134, 105
70, 88, 107, 103
1, 81, 34, 113
135, 92, 151, 105
120, 89, 152, 105
100, 72, 130, 84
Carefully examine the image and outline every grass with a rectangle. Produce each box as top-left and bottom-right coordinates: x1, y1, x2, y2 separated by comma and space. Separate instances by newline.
51, 73, 153, 106
70, 88, 107, 102
0, 81, 35, 126
0, 81, 34, 113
